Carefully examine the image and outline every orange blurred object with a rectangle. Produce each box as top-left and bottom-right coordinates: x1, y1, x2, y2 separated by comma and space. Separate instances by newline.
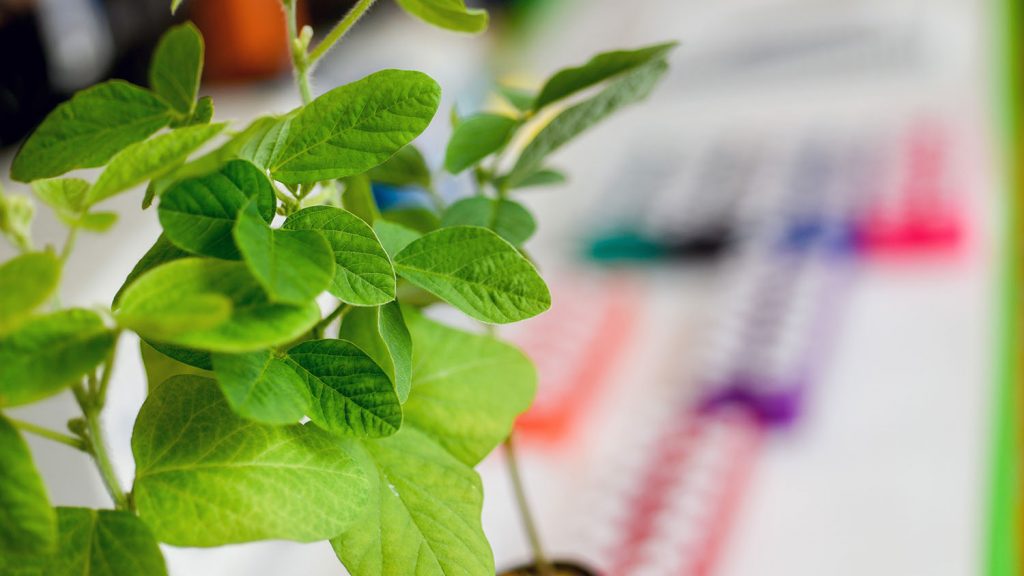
191, 0, 308, 82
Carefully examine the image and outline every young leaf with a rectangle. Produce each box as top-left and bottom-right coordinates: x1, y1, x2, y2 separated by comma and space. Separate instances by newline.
506, 58, 669, 187
10, 81, 172, 182
170, 95, 214, 128
31, 178, 89, 214
132, 375, 368, 546
0, 309, 115, 407
234, 201, 335, 305
367, 144, 432, 189
403, 308, 535, 464
115, 258, 319, 353
149, 22, 204, 115
113, 234, 191, 306
0, 416, 56, 554
341, 173, 380, 225
270, 70, 440, 185
286, 339, 403, 438
158, 159, 276, 259
0, 190, 35, 251
87, 122, 226, 205
76, 211, 118, 232
331, 429, 493, 576
441, 196, 537, 245
331, 311, 536, 575
212, 350, 311, 425
444, 113, 519, 173
338, 302, 413, 403
373, 220, 421, 258
0, 252, 61, 336
0, 508, 167, 576
283, 206, 396, 306
393, 226, 550, 323
533, 41, 677, 110
394, 0, 489, 34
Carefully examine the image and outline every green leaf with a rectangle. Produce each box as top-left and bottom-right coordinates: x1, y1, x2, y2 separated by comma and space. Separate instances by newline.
282, 206, 396, 306
149, 22, 204, 115
0, 507, 167, 576
87, 122, 226, 205
140, 340, 210, 392
238, 114, 294, 170
338, 302, 412, 403
441, 196, 536, 245
507, 57, 669, 186
132, 375, 368, 545
0, 309, 115, 407
331, 311, 535, 575
0, 252, 61, 336
341, 173, 380, 225
331, 429, 492, 576
146, 341, 213, 372
497, 85, 535, 113
367, 144, 432, 189
286, 339, 402, 438
373, 220, 420, 259
115, 258, 319, 353
113, 234, 191, 306
116, 293, 232, 342
234, 201, 334, 304
394, 0, 489, 33
158, 159, 276, 259
0, 416, 56, 554
212, 349, 310, 425
270, 70, 440, 185
170, 0, 183, 14
533, 42, 677, 110
31, 178, 89, 214
444, 113, 519, 173
75, 212, 118, 232
10, 81, 172, 182
381, 207, 439, 234
0, 191, 35, 251
393, 226, 550, 323
170, 95, 214, 128
496, 167, 566, 190
403, 309, 535, 463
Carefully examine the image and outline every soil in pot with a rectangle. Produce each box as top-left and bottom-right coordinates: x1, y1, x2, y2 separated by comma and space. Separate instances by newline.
497, 561, 598, 576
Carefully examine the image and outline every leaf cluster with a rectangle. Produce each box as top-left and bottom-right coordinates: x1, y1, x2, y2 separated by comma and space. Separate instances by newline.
0, 6, 672, 575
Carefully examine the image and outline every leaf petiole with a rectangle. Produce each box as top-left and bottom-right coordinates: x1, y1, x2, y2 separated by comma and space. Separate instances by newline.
307, 0, 379, 67
504, 433, 554, 576
8, 417, 86, 451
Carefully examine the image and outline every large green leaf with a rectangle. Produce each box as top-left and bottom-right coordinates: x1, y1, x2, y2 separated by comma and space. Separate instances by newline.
533, 41, 677, 110
444, 113, 519, 173
393, 226, 550, 323
0, 508, 167, 576
395, 0, 488, 33
0, 309, 115, 407
331, 311, 536, 575
87, 123, 226, 205
149, 22, 204, 115
441, 196, 536, 245
10, 81, 172, 182
270, 70, 440, 185
234, 201, 334, 304
0, 252, 61, 336
338, 302, 412, 403
115, 258, 319, 353
158, 160, 276, 259
367, 144, 432, 188
0, 416, 56, 554
286, 339, 402, 438
283, 206, 396, 306
212, 349, 311, 425
506, 58, 669, 186
331, 429, 492, 576
132, 375, 367, 545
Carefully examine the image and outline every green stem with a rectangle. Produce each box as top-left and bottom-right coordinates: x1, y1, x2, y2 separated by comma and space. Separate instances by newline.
313, 302, 352, 338
284, 0, 313, 104
504, 434, 554, 576
9, 418, 86, 451
73, 354, 129, 511
307, 0, 379, 66
59, 226, 79, 263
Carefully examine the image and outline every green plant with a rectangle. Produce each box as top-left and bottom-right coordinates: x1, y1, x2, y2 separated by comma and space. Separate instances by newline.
0, 1, 673, 574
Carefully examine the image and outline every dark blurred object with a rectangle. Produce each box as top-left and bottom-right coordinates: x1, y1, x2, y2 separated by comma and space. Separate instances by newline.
0, 5, 54, 147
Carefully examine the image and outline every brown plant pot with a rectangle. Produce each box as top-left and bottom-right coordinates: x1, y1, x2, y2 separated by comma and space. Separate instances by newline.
497, 561, 597, 576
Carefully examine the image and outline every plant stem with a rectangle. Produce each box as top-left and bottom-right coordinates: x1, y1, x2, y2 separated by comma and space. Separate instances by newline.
83, 401, 129, 511
59, 226, 79, 263
307, 0, 378, 66
284, 0, 313, 104
9, 418, 86, 451
504, 434, 554, 576
313, 302, 352, 338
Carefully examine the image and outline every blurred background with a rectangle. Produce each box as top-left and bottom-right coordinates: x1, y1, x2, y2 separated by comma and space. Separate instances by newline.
0, 0, 1015, 574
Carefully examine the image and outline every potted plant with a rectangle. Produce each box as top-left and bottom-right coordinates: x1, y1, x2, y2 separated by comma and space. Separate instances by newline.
0, 1, 673, 574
